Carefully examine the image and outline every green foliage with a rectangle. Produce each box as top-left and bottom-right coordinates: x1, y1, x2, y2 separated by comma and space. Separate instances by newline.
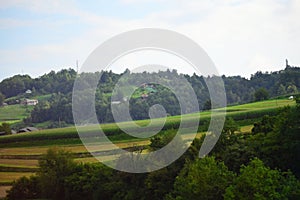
149, 129, 177, 150
0, 75, 32, 98
265, 105, 300, 177
296, 94, 300, 104
6, 176, 40, 200
211, 117, 240, 160
0, 122, 11, 135
64, 163, 115, 200
0, 92, 4, 106
2, 88, 300, 199
4, 105, 300, 200
203, 100, 211, 111
222, 117, 240, 135
277, 84, 287, 95
145, 167, 177, 200
111, 172, 148, 200
224, 158, 300, 200
1, 67, 299, 126
287, 84, 298, 94
38, 148, 77, 199
25, 93, 73, 124
254, 87, 269, 101
252, 115, 276, 134
168, 157, 235, 200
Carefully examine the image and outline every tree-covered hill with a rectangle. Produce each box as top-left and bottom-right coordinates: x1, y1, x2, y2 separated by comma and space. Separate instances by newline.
0, 65, 299, 126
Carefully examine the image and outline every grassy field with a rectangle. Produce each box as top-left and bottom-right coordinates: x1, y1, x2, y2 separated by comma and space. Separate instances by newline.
0, 98, 296, 198
0, 99, 295, 145
0, 104, 33, 124
0, 94, 53, 126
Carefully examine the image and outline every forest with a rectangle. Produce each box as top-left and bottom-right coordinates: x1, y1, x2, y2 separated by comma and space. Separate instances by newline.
0, 65, 299, 128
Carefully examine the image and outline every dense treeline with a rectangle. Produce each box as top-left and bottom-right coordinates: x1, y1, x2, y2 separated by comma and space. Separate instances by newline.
0, 69, 77, 98
1, 66, 299, 125
6, 98, 300, 200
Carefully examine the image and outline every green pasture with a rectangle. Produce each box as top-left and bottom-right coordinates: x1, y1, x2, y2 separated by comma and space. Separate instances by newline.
0, 105, 33, 124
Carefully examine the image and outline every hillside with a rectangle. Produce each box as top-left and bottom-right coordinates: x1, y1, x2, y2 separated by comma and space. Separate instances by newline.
0, 65, 299, 130
0, 98, 299, 199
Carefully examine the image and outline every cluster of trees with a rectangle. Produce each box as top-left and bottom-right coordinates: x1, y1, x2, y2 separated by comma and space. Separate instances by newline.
7, 98, 300, 200
1, 67, 299, 103
0, 92, 5, 106
8, 149, 300, 200
0, 69, 77, 98
1, 66, 300, 126
24, 93, 73, 126
0, 122, 11, 135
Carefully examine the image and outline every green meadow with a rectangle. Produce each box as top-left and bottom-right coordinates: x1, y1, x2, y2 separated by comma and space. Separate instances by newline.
0, 105, 33, 125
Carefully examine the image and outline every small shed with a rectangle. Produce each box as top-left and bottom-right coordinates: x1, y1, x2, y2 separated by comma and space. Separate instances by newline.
21, 99, 38, 106
18, 127, 38, 133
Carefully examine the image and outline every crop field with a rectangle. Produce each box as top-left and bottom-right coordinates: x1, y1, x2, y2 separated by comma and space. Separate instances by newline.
0, 172, 34, 184
0, 98, 296, 198
0, 159, 38, 168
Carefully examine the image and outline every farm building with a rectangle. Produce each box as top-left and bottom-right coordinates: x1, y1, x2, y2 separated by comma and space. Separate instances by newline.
18, 127, 39, 133
111, 101, 121, 105
21, 99, 38, 106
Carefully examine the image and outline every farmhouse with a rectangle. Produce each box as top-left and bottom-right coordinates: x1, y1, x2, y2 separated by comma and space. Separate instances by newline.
18, 127, 38, 133
111, 101, 121, 105
21, 99, 38, 106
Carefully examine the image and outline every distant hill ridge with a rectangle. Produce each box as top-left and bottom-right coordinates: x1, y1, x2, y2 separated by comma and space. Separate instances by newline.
0, 63, 299, 125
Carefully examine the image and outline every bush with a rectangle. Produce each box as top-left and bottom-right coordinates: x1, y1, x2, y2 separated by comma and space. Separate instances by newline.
6, 176, 40, 200
168, 157, 235, 200
224, 158, 300, 200
0, 122, 11, 135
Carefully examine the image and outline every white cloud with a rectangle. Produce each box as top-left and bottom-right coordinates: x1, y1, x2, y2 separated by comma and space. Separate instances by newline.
0, 0, 299, 80
0, 0, 77, 15
146, 0, 300, 77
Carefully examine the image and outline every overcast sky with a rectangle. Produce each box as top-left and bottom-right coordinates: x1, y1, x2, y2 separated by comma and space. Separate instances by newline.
0, 0, 299, 81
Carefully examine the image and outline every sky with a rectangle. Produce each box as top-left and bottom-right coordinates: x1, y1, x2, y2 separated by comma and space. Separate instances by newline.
0, 0, 299, 81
